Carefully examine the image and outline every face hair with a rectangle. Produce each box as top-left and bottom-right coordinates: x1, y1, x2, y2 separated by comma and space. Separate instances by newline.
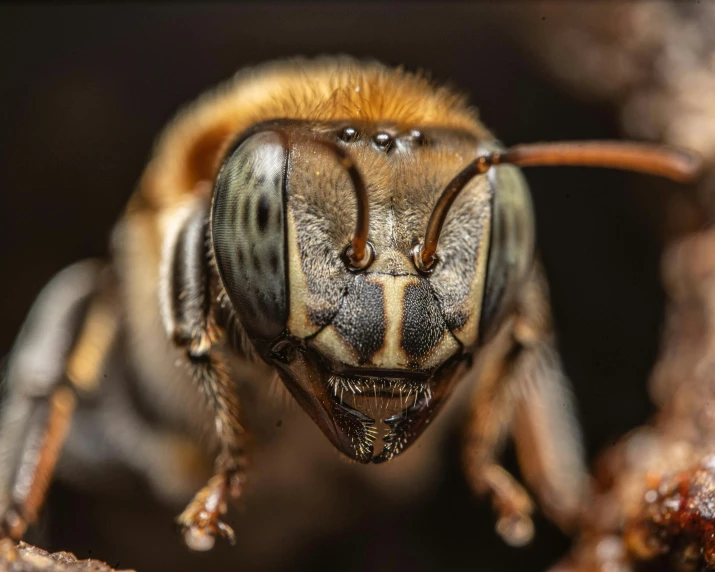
297, 137, 373, 270
236, 127, 373, 271
327, 374, 429, 415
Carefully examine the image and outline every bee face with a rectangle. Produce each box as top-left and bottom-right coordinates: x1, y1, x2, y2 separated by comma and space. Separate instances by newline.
212, 120, 524, 462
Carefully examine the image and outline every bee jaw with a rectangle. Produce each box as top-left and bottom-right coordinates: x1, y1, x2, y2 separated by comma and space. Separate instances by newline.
270, 342, 468, 463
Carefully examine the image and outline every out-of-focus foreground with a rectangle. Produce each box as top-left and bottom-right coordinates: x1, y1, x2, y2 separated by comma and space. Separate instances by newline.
0, 540, 128, 572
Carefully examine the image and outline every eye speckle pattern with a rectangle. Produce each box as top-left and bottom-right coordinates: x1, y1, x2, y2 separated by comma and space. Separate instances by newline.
212, 131, 288, 343
478, 140, 534, 343
257, 194, 271, 232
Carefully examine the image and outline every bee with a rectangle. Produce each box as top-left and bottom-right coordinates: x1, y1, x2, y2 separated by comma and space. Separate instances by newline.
0, 56, 701, 552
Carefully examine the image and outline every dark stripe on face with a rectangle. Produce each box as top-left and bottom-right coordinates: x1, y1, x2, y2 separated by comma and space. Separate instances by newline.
401, 281, 446, 360
332, 277, 386, 364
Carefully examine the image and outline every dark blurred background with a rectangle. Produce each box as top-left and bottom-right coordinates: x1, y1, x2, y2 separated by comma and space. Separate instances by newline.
0, 4, 679, 571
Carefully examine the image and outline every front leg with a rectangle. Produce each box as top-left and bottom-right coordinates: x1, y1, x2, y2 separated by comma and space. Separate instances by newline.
463, 267, 586, 545
177, 351, 246, 551
462, 323, 536, 546
160, 194, 247, 551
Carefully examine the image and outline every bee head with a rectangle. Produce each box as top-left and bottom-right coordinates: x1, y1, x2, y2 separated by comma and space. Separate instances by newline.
211, 120, 699, 463
211, 120, 536, 462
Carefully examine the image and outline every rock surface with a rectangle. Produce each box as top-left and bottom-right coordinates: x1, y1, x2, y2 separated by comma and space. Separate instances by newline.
0, 540, 132, 572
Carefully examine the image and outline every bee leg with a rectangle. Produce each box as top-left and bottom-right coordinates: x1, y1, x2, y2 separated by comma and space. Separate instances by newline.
463, 269, 586, 544
175, 351, 244, 552
160, 198, 245, 551
0, 261, 117, 539
462, 331, 536, 546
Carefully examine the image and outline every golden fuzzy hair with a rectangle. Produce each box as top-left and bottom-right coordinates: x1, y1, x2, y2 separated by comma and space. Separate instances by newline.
137, 56, 485, 210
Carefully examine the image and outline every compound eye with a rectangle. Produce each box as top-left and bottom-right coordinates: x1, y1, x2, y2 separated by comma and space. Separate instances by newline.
478, 142, 535, 344
211, 131, 288, 345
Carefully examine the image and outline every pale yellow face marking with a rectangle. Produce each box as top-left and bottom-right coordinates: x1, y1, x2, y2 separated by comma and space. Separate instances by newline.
421, 326, 461, 370
373, 274, 460, 370
370, 274, 409, 369
310, 326, 356, 366
286, 210, 318, 339
310, 273, 462, 370
452, 213, 491, 348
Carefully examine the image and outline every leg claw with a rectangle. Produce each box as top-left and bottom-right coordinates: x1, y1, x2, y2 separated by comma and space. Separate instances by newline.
496, 511, 535, 547
176, 474, 237, 551
181, 516, 236, 552
480, 465, 536, 547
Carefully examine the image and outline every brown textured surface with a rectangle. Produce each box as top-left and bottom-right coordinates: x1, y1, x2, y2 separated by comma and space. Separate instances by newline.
0, 540, 131, 572
625, 461, 715, 569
